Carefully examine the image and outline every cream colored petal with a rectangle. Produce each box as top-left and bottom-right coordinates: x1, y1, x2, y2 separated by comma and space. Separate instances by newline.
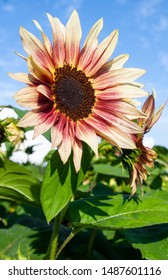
95, 54, 129, 76
72, 138, 83, 172
94, 108, 143, 134
8, 72, 38, 85
27, 56, 53, 85
33, 19, 52, 56
96, 99, 146, 120
51, 114, 66, 148
85, 30, 118, 77
78, 18, 103, 70
58, 119, 72, 164
47, 13, 65, 67
33, 112, 56, 138
37, 85, 53, 101
76, 121, 98, 157
93, 68, 146, 89
95, 84, 147, 99
20, 27, 54, 72
85, 115, 136, 149
65, 10, 82, 66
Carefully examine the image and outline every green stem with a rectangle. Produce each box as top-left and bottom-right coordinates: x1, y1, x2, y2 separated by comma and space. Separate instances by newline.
45, 213, 61, 260
56, 228, 82, 259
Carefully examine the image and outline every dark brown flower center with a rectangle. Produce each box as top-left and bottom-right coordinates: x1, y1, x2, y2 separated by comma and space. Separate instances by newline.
53, 64, 95, 121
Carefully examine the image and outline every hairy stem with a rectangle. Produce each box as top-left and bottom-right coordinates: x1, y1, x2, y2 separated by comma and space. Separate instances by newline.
45, 213, 61, 260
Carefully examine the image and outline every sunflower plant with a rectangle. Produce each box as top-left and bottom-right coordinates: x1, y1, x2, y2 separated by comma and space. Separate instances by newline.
0, 11, 168, 260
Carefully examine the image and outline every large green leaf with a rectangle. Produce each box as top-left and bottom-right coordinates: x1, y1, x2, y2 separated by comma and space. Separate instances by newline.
0, 159, 41, 205
122, 224, 168, 260
41, 144, 92, 223
0, 224, 51, 260
93, 163, 129, 178
67, 190, 168, 230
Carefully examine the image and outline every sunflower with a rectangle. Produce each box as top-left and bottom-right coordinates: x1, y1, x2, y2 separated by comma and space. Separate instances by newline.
10, 10, 147, 172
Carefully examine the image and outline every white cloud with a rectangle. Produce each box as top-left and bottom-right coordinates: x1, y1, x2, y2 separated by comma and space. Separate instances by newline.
138, 0, 162, 18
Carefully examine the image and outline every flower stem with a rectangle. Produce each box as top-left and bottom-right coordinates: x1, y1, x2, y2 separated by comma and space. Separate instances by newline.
56, 228, 81, 259
45, 213, 61, 260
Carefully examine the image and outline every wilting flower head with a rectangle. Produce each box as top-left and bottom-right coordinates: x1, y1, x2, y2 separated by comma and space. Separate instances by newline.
9, 10, 147, 171
123, 93, 165, 194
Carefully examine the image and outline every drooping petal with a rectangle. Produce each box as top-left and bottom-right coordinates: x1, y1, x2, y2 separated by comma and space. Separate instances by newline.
65, 10, 82, 66
77, 18, 103, 70
85, 30, 118, 77
76, 121, 98, 157
58, 119, 72, 164
47, 13, 65, 67
51, 114, 66, 148
72, 138, 83, 172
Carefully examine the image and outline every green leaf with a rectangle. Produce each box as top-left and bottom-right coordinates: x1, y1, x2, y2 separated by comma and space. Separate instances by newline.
93, 163, 129, 178
41, 143, 92, 223
0, 159, 41, 205
67, 190, 168, 230
0, 224, 50, 260
122, 224, 168, 260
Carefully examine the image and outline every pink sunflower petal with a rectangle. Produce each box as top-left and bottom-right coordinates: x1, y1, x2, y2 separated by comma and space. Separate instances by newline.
77, 18, 103, 70
93, 68, 146, 89
65, 10, 82, 66
94, 107, 143, 133
37, 84, 53, 101
18, 105, 53, 127
85, 30, 118, 77
33, 111, 57, 138
51, 114, 66, 148
72, 138, 83, 172
96, 99, 146, 119
85, 115, 136, 149
20, 27, 54, 72
27, 56, 53, 85
47, 13, 65, 67
58, 119, 72, 164
33, 20, 52, 56
95, 84, 147, 99
95, 54, 129, 77
14, 86, 43, 108
76, 121, 98, 157
8, 72, 38, 85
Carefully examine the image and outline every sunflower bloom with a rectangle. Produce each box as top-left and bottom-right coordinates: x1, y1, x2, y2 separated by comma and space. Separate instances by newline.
123, 93, 165, 194
10, 10, 147, 172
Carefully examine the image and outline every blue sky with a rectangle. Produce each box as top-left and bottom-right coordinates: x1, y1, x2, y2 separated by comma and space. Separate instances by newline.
0, 0, 168, 148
